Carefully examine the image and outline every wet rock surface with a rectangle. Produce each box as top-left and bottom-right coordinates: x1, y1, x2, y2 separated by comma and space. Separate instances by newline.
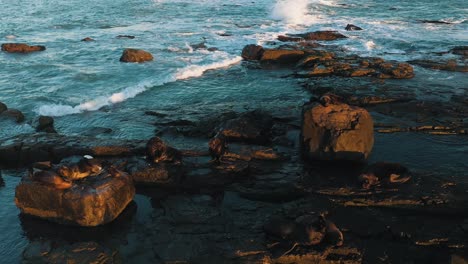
119, 48, 153, 63
1, 43, 46, 53
15, 165, 135, 226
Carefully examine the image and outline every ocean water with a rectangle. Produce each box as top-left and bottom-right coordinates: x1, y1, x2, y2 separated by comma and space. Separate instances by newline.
0, 0, 467, 262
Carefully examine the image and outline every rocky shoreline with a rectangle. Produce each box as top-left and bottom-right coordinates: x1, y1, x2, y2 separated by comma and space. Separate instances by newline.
1, 30, 467, 263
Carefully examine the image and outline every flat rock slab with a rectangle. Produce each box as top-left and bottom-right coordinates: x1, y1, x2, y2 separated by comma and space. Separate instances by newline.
15, 171, 135, 226
0, 133, 145, 167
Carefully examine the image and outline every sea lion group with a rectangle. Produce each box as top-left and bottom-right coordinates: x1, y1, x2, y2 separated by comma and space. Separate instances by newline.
29, 156, 104, 189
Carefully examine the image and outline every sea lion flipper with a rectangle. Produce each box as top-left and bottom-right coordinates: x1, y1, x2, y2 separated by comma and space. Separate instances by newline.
269, 242, 299, 259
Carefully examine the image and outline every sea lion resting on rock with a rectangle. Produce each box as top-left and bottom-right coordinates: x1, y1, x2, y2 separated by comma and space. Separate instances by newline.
29, 168, 72, 190
57, 157, 102, 181
264, 213, 344, 257
208, 133, 227, 162
359, 162, 411, 189
146, 137, 182, 164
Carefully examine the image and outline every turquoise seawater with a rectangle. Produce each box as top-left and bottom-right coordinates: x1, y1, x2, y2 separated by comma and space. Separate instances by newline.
0, 0, 467, 262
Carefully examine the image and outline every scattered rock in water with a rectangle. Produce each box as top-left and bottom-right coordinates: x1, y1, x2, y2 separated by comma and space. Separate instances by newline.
450, 46, 468, 56
408, 59, 467, 72
127, 158, 184, 187
22, 240, 120, 264
35, 116, 56, 133
241, 44, 264, 61
15, 166, 135, 226
418, 20, 452, 24
214, 110, 273, 145
116, 35, 135, 39
146, 136, 182, 164
296, 31, 347, 41
0, 102, 6, 113
190, 41, 207, 50
277, 35, 304, 42
302, 94, 374, 162
81, 37, 94, 42
376, 62, 415, 78
260, 49, 306, 65
207, 47, 219, 52
0, 108, 25, 123
359, 162, 411, 189
345, 24, 363, 31
119, 48, 153, 63
216, 32, 232, 37
1, 43, 46, 53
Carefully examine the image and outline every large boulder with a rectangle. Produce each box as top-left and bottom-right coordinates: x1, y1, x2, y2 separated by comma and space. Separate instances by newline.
260, 49, 306, 64
241, 44, 265, 61
15, 169, 135, 226
0, 108, 25, 123
1, 43, 46, 53
302, 95, 374, 162
119, 48, 153, 63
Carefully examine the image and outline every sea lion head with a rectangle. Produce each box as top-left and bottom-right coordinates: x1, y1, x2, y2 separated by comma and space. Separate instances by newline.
358, 173, 379, 189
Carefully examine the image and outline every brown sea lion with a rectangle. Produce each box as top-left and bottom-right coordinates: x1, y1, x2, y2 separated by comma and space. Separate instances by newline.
30, 169, 72, 190
359, 162, 411, 189
58, 157, 102, 181
320, 93, 344, 106
208, 133, 227, 162
146, 137, 182, 164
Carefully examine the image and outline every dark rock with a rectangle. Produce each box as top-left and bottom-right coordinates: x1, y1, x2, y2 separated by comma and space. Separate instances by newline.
359, 162, 411, 189
345, 24, 363, 31
241, 44, 265, 61
302, 98, 374, 162
207, 47, 219, 52
144, 111, 168, 117
450, 46, 468, 56
216, 32, 232, 37
0, 170, 4, 187
408, 59, 467, 72
127, 158, 184, 187
15, 168, 135, 226
116, 35, 135, 39
35, 116, 56, 133
209, 133, 227, 161
377, 62, 415, 78
0, 108, 25, 123
146, 137, 182, 164
22, 241, 121, 264
418, 20, 452, 24
119, 48, 153, 63
260, 49, 306, 64
297, 31, 347, 41
190, 42, 207, 50
81, 37, 94, 42
277, 35, 304, 42
215, 110, 273, 144
0, 102, 6, 113
1, 43, 46, 53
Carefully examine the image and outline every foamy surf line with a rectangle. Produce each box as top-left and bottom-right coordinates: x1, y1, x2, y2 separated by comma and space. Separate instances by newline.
36, 56, 242, 117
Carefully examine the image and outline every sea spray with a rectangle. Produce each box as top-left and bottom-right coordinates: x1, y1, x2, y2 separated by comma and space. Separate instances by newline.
36, 55, 241, 117
271, 0, 314, 25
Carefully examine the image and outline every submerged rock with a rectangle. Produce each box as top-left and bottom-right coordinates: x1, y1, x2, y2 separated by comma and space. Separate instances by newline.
81, 37, 94, 42
302, 95, 374, 162
15, 167, 135, 226
241, 44, 264, 61
119, 48, 153, 63
0, 102, 6, 113
1, 43, 46, 53
450, 46, 468, 56
0, 108, 25, 123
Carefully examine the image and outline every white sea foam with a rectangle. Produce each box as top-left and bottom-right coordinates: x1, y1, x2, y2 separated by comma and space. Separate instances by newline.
271, 0, 316, 26
36, 55, 241, 117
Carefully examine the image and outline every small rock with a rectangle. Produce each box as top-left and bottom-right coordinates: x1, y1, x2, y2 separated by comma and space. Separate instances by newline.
0, 108, 25, 123
241, 44, 265, 61
81, 37, 94, 41
450, 46, 468, 56
297, 31, 347, 41
35, 116, 56, 133
1, 43, 46, 53
116, 35, 135, 39
345, 24, 363, 31
119, 48, 153, 63
277, 35, 304, 42
0, 102, 6, 113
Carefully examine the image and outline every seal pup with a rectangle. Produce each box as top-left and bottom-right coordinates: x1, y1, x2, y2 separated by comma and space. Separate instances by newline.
146, 137, 182, 164
359, 162, 411, 189
29, 168, 72, 190
58, 156, 102, 181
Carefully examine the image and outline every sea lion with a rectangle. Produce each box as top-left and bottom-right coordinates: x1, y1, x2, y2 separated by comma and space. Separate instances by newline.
208, 133, 227, 161
359, 162, 411, 189
146, 137, 182, 164
29, 168, 72, 189
320, 93, 344, 106
58, 157, 102, 181
324, 218, 344, 246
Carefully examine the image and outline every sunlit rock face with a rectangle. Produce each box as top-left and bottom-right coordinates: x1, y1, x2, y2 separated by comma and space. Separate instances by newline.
15, 168, 135, 227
